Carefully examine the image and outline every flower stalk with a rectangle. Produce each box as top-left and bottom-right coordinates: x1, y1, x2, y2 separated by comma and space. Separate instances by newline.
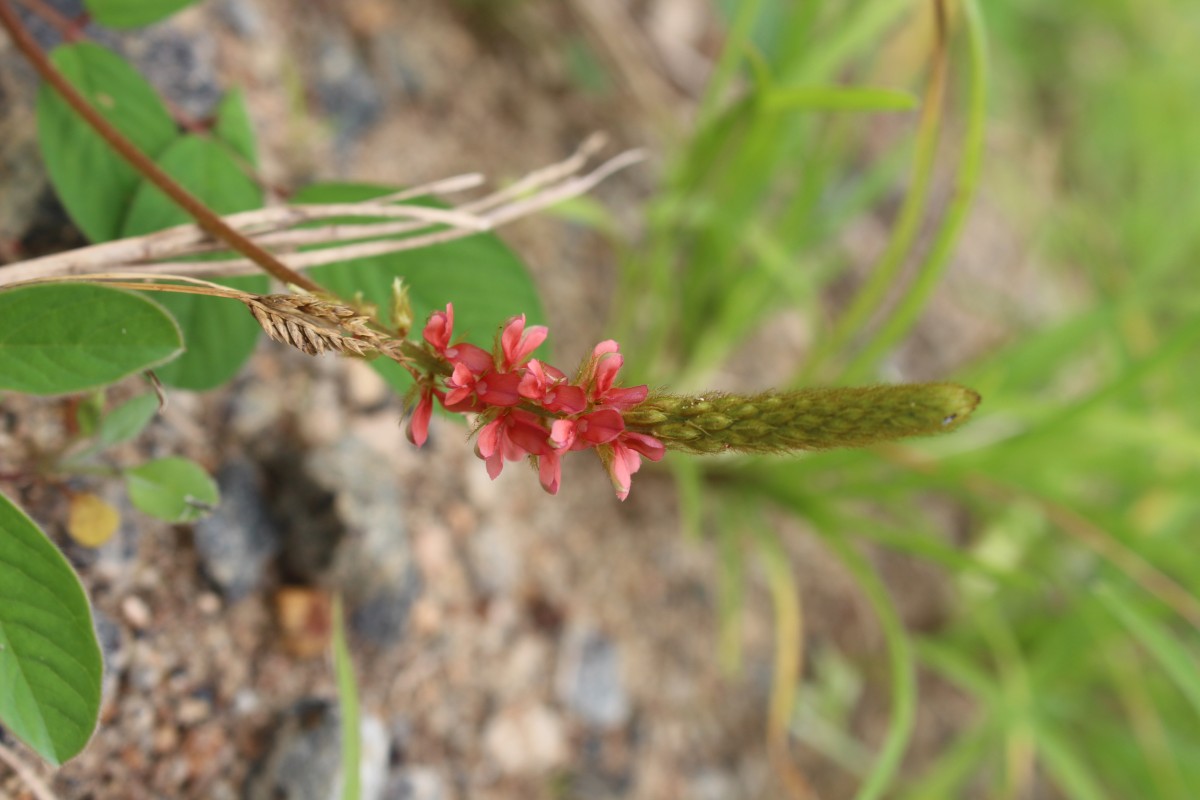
404, 304, 981, 500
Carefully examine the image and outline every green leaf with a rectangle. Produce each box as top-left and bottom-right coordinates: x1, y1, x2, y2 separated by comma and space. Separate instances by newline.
83, 0, 199, 28
125, 457, 219, 523
294, 183, 546, 394
212, 88, 259, 166
121, 135, 267, 389
0, 491, 103, 765
0, 284, 183, 396
96, 393, 160, 448
121, 134, 263, 236
36, 42, 179, 242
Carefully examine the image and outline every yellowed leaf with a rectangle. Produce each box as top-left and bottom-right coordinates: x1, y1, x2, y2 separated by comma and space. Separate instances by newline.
67, 492, 120, 547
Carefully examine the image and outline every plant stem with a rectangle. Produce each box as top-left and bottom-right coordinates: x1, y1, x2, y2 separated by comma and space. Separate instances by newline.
0, 0, 326, 294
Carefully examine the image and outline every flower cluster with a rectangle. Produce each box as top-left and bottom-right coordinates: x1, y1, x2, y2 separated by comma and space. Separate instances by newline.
405, 304, 665, 500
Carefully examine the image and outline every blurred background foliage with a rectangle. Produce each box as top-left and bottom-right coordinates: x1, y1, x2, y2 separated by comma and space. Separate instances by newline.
601, 0, 1200, 797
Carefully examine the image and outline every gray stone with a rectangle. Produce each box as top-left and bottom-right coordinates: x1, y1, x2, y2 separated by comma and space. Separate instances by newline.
311, 31, 383, 157
556, 626, 630, 729
193, 459, 280, 601
303, 436, 420, 646
215, 0, 266, 39
386, 767, 446, 800
124, 26, 222, 118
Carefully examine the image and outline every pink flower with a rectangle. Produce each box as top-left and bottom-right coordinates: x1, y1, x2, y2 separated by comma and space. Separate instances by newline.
548, 409, 625, 450
444, 342, 493, 374
423, 303, 455, 353
519, 360, 587, 414
599, 431, 665, 501
499, 315, 548, 371
423, 303, 493, 373
475, 409, 550, 479
405, 384, 435, 447
581, 340, 648, 410
445, 363, 522, 407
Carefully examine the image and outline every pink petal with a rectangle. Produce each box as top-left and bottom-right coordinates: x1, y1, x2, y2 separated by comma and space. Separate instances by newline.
476, 418, 503, 459
506, 414, 551, 457
538, 451, 562, 495
592, 340, 619, 358
500, 315, 526, 363
423, 303, 454, 351
602, 384, 648, 409
577, 409, 624, 445
518, 360, 549, 400
621, 431, 665, 462
549, 418, 577, 450
547, 384, 587, 415
476, 370, 522, 407
512, 325, 548, 365
485, 451, 504, 480
444, 342, 493, 374
405, 389, 433, 447
593, 350, 624, 398
603, 444, 634, 501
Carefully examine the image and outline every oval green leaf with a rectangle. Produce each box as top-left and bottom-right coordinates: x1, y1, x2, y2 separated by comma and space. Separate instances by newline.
36, 42, 179, 242
295, 182, 546, 394
212, 88, 259, 166
0, 491, 103, 765
125, 457, 219, 523
83, 0, 199, 28
96, 393, 161, 448
0, 284, 183, 396
121, 135, 267, 390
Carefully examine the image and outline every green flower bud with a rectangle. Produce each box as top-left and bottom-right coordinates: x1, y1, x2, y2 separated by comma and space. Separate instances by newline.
623, 383, 980, 455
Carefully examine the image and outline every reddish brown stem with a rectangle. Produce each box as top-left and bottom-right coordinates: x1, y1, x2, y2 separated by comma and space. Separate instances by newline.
0, 0, 325, 294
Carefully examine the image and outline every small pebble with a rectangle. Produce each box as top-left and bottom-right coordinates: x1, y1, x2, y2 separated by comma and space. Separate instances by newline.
121, 595, 152, 630
483, 703, 568, 775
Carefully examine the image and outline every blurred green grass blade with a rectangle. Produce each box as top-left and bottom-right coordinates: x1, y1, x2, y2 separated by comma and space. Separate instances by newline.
1094, 610, 1191, 800
798, 15, 948, 382
979, 604, 1037, 797
822, 530, 916, 800
761, 86, 918, 113
917, 638, 999, 704
754, 526, 803, 747
717, 509, 747, 675
1095, 584, 1200, 721
1035, 725, 1111, 800
841, 0, 989, 383
784, 0, 913, 83
332, 594, 361, 800
1000, 307, 1200, 447
698, 0, 764, 124
898, 717, 997, 800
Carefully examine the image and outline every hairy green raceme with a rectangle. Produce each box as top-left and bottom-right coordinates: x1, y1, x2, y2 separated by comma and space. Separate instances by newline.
624, 383, 980, 454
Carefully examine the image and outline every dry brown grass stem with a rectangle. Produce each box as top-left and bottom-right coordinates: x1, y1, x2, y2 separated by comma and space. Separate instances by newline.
0, 137, 643, 287
244, 294, 389, 358
0, 739, 59, 800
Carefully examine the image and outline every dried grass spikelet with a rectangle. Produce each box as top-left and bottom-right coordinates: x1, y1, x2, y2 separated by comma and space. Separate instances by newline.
623, 383, 981, 454
245, 293, 388, 357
